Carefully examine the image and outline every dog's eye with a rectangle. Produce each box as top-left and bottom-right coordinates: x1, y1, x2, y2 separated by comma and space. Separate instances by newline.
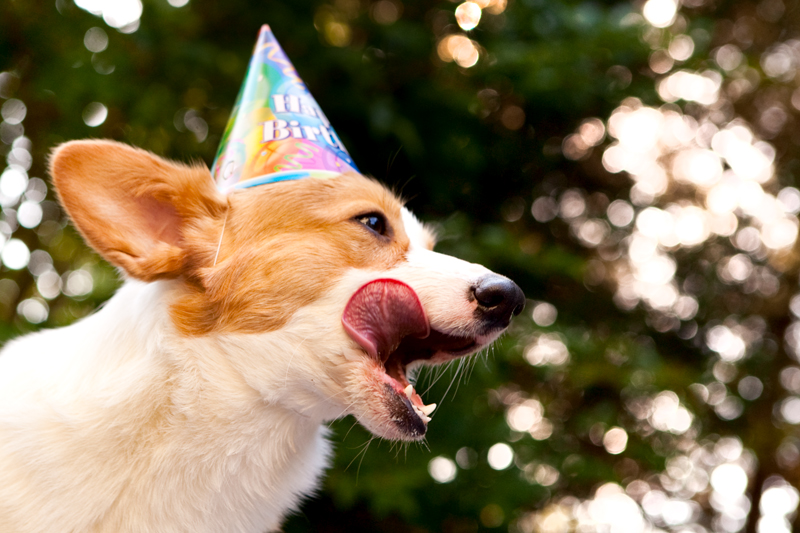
355, 213, 387, 236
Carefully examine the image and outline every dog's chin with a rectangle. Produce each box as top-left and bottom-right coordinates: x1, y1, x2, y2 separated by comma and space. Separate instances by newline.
352, 328, 497, 442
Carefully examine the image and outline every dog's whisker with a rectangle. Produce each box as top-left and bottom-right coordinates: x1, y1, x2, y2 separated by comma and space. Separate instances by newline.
354, 436, 377, 483
420, 361, 450, 397
453, 357, 469, 396
326, 398, 361, 428
466, 351, 483, 382
436, 358, 467, 407
344, 438, 370, 472
419, 438, 430, 453
341, 415, 364, 440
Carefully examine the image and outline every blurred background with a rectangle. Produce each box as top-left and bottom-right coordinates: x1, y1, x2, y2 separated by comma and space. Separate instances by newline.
3, 0, 800, 531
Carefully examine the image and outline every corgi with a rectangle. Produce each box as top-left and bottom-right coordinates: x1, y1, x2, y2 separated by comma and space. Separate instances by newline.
0, 140, 524, 533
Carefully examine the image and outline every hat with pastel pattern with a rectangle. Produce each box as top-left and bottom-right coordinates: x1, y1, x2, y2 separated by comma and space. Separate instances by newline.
212, 25, 359, 192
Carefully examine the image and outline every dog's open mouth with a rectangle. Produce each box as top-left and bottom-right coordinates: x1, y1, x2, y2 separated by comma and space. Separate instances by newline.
342, 279, 480, 436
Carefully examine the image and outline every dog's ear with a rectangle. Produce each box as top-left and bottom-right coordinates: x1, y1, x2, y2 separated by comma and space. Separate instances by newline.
50, 139, 227, 281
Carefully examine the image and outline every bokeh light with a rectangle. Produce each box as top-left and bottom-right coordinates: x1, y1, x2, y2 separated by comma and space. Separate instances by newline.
524, 333, 570, 366
455, 2, 481, 31
437, 34, 480, 68
370, 0, 402, 25
2, 238, 29, 270
74, 0, 143, 32
487, 443, 514, 470
82, 102, 108, 127
602, 427, 628, 454
83, 27, 108, 53
531, 302, 557, 327
642, 0, 678, 28
506, 399, 543, 432
428, 456, 457, 483
1, 99, 26, 125
17, 297, 48, 324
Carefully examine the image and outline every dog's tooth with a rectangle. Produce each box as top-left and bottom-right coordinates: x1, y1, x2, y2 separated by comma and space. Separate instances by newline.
404, 384, 414, 399
410, 403, 431, 424
420, 403, 437, 416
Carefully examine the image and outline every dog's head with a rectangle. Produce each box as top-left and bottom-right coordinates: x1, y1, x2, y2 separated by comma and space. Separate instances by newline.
50, 140, 524, 441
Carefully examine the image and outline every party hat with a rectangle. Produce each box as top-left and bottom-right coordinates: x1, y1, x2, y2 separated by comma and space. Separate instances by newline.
212, 25, 359, 192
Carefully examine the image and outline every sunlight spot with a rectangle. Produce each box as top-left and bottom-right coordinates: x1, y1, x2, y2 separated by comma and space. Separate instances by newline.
780, 397, 800, 424
715, 44, 743, 71
642, 0, 677, 27
607, 199, 634, 227
487, 442, 514, 470
455, 2, 482, 31
82, 102, 108, 127
760, 481, 800, 517
668, 35, 695, 61
579, 118, 605, 146
371, 0, 402, 25
1, 99, 26, 125
532, 302, 557, 327
75, 0, 143, 30
777, 187, 800, 214
738, 376, 763, 400
17, 200, 43, 229
649, 391, 693, 434
1, 238, 29, 270
428, 456, 457, 483
533, 463, 559, 486
36, 270, 62, 300
658, 70, 721, 105
84, 27, 108, 53
524, 334, 569, 366
507, 399, 544, 432
64, 269, 94, 297
706, 325, 746, 362
437, 34, 480, 68
17, 297, 48, 324
0, 166, 28, 200
602, 427, 628, 454
710, 464, 748, 498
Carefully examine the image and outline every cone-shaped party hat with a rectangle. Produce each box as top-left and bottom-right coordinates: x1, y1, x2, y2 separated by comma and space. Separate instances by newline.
212, 25, 359, 192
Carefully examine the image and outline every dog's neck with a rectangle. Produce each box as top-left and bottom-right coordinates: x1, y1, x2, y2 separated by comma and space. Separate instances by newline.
0, 279, 333, 532
77, 279, 337, 422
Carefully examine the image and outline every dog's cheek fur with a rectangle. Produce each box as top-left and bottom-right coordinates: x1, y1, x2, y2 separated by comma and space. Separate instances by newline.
170, 174, 412, 336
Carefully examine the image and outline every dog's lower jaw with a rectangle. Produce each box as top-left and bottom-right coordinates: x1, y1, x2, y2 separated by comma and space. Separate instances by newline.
0, 280, 332, 533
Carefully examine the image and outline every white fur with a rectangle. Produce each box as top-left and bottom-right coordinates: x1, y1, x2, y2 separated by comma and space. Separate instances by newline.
0, 208, 501, 533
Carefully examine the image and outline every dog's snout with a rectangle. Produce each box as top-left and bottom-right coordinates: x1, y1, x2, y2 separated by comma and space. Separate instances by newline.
472, 275, 525, 326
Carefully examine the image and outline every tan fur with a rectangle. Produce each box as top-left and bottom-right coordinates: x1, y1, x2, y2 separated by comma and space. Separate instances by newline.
173, 173, 412, 335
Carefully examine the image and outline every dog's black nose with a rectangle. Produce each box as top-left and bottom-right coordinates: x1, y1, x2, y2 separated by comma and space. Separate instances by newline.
473, 275, 525, 327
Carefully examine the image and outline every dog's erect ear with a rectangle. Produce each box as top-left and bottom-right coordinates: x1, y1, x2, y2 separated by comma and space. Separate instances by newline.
50, 139, 227, 281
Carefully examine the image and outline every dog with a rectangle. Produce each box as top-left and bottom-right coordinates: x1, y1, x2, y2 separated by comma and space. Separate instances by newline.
0, 139, 524, 533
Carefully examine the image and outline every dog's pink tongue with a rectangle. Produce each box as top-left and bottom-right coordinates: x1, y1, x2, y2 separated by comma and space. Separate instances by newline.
342, 279, 429, 360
